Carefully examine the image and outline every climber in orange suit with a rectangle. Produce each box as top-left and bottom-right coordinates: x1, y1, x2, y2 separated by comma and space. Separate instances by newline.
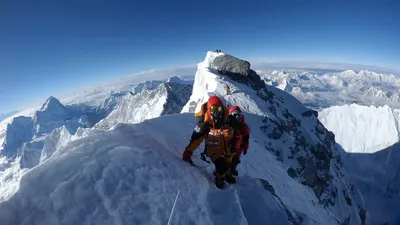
182, 96, 241, 189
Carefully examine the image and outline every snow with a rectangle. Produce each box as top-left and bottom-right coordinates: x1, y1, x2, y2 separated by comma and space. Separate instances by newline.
277, 79, 293, 92
0, 156, 28, 202
1, 116, 34, 158
181, 52, 268, 116
319, 104, 400, 153
0, 108, 38, 147
0, 115, 290, 225
318, 104, 400, 223
260, 69, 400, 109
340, 143, 400, 225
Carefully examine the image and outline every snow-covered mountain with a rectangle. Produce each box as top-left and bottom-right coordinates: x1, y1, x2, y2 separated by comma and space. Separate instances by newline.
317, 104, 400, 224
0, 66, 197, 158
96, 77, 192, 129
319, 104, 400, 153
261, 69, 400, 109
0, 74, 195, 202
0, 96, 87, 166
61, 66, 196, 109
0, 51, 371, 225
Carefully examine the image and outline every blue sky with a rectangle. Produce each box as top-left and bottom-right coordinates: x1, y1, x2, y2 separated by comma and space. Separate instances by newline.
0, 0, 398, 113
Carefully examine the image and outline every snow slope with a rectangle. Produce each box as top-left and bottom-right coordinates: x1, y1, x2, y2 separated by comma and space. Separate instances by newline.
0, 115, 291, 225
319, 104, 400, 153
340, 144, 400, 225
261, 69, 400, 109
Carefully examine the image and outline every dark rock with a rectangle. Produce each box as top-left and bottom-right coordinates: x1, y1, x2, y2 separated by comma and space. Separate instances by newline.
302, 110, 318, 117
288, 167, 298, 178
212, 54, 250, 76
211, 54, 266, 90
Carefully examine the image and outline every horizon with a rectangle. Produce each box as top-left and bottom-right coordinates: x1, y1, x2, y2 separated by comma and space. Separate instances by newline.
0, 0, 398, 113
2, 57, 399, 115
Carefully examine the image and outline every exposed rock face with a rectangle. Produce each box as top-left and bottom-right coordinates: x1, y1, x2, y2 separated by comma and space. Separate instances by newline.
211, 54, 266, 90
211, 54, 251, 76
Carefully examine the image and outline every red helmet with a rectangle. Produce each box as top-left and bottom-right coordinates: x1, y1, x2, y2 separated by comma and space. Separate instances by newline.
229, 105, 241, 114
207, 96, 224, 123
229, 105, 244, 123
207, 96, 223, 108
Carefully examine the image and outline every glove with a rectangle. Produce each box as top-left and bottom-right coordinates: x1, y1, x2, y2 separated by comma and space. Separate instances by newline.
182, 149, 192, 161
243, 148, 248, 155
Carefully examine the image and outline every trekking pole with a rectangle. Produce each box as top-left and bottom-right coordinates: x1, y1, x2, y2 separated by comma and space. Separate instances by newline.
167, 190, 180, 225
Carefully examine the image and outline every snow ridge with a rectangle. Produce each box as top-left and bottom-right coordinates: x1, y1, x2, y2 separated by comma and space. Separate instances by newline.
182, 51, 367, 224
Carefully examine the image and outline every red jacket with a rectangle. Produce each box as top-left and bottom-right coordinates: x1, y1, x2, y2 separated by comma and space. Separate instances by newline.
234, 122, 250, 157
229, 106, 250, 157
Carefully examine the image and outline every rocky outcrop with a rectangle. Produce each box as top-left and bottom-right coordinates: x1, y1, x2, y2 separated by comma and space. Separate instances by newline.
211, 54, 251, 76
211, 54, 266, 90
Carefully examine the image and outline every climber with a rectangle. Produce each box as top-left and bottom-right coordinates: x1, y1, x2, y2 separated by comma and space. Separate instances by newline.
225, 85, 231, 95
182, 96, 241, 189
229, 106, 250, 176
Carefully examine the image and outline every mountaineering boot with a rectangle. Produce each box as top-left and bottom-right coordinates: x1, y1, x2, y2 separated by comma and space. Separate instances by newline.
231, 157, 240, 176
215, 172, 225, 189
225, 169, 236, 184
231, 166, 238, 176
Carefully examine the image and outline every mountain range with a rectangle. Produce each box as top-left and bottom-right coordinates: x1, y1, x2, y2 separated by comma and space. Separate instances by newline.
0, 51, 398, 225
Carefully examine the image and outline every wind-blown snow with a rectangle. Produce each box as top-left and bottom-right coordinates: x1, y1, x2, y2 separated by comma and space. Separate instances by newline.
319, 104, 400, 153
0, 115, 291, 225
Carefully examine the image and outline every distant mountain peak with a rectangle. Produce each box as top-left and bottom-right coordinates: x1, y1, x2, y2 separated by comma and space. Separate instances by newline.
340, 69, 357, 76
40, 96, 65, 112
33, 96, 71, 129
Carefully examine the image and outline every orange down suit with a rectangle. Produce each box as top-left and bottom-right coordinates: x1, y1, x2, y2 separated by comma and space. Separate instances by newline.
185, 103, 240, 164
